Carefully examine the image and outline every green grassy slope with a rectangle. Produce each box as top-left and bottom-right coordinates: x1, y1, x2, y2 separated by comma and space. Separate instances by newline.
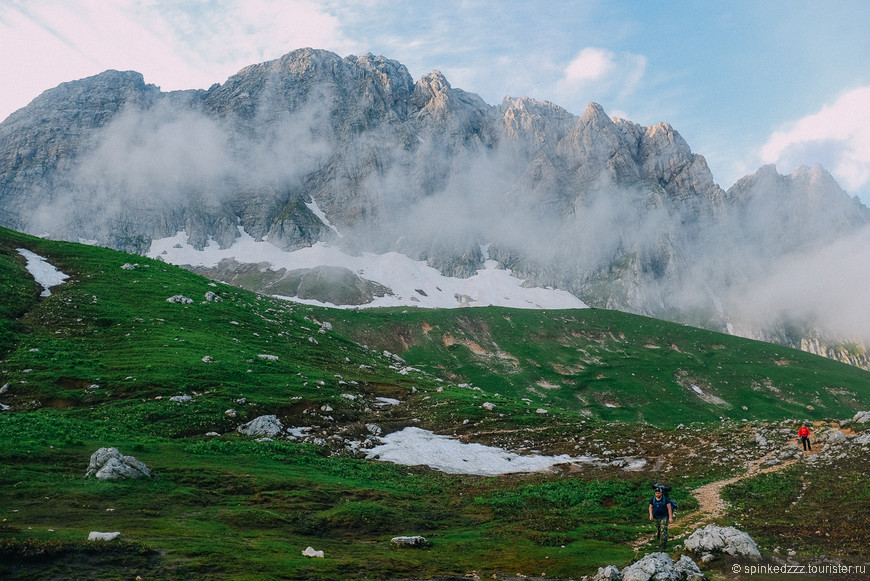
319, 306, 870, 428
2, 226, 869, 580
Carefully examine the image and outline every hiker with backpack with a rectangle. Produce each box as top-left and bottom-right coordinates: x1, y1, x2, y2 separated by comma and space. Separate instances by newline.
649, 483, 675, 550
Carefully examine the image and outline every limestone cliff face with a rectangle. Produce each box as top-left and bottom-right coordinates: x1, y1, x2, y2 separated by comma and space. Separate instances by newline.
0, 71, 163, 243
1, 48, 868, 368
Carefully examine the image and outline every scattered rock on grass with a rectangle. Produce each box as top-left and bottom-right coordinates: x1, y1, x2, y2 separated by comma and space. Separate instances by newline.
302, 546, 324, 558
85, 448, 151, 480
391, 535, 428, 547
88, 531, 120, 541
238, 415, 284, 437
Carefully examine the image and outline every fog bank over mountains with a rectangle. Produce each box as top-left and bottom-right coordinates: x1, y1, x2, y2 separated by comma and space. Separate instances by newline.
1, 48, 868, 367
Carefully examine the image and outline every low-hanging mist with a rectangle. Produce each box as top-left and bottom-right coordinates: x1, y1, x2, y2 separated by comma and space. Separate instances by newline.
1, 48, 868, 365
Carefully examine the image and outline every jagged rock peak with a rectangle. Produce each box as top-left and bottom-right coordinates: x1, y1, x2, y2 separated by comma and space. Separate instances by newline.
4, 69, 159, 121
499, 96, 574, 142
416, 70, 452, 93
579, 101, 614, 127
789, 163, 844, 188
645, 121, 687, 148
205, 48, 416, 124
348, 52, 413, 84
234, 47, 343, 77
410, 70, 490, 121
499, 96, 572, 118
640, 121, 695, 169
411, 70, 454, 112
224, 48, 413, 90
730, 163, 846, 195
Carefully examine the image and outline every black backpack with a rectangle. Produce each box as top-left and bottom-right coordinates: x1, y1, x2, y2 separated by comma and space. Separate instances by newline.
652, 483, 677, 514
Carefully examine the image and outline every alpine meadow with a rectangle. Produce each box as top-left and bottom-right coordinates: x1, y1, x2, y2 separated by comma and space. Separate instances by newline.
2, 46, 870, 581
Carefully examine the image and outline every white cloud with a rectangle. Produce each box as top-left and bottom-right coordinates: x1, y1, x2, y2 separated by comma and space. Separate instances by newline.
759, 86, 870, 197
556, 47, 647, 102
563, 47, 616, 84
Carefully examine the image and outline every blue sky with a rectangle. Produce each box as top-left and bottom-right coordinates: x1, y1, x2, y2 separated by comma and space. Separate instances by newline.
2, 0, 869, 202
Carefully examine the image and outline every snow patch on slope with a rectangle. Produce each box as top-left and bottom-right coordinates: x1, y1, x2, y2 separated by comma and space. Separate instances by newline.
365, 427, 598, 476
17, 248, 69, 296
147, 229, 587, 310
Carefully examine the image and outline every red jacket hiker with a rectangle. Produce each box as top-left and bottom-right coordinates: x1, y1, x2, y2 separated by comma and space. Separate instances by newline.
798, 425, 811, 451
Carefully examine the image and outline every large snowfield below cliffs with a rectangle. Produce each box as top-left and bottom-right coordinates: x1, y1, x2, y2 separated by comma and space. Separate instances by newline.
148, 229, 587, 310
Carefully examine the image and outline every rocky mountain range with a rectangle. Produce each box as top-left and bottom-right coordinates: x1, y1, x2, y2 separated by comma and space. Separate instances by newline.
1, 48, 868, 368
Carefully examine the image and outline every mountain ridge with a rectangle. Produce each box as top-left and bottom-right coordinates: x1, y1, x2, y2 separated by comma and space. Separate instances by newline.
1, 47, 868, 368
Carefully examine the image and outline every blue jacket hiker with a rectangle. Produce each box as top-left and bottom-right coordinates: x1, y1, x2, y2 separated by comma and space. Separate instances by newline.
649, 485, 674, 549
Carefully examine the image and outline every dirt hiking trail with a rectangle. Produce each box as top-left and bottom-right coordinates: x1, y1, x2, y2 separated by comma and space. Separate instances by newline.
631, 449, 812, 551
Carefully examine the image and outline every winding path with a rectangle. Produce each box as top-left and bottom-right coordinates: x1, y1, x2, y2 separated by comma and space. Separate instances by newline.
631, 450, 806, 551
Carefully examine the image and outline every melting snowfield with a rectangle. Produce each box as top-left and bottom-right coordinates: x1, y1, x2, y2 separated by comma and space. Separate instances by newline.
148, 229, 587, 310
17, 248, 69, 296
364, 427, 599, 476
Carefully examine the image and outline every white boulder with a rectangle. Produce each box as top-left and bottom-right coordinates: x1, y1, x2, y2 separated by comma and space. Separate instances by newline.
591, 564, 623, 581
238, 415, 284, 437
302, 546, 324, 558
594, 554, 705, 581
684, 525, 761, 559
88, 531, 120, 541
85, 448, 151, 480
390, 535, 428, 547
674, 555, 706, 581
822, 430, 847, 444
621, 552, 680, 581
166, 295, 193, 304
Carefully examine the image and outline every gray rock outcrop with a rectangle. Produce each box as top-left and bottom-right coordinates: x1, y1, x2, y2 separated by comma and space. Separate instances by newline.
390, 535, 428, 547
684, 525, 761, 559
166, 295, 193, 304
590, 564, 624, 581
821, 429, 847, 443
88, 531, 121, 541
85, 447, 151, 480
617, 552, 706, 581
237, 415, 284, 437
